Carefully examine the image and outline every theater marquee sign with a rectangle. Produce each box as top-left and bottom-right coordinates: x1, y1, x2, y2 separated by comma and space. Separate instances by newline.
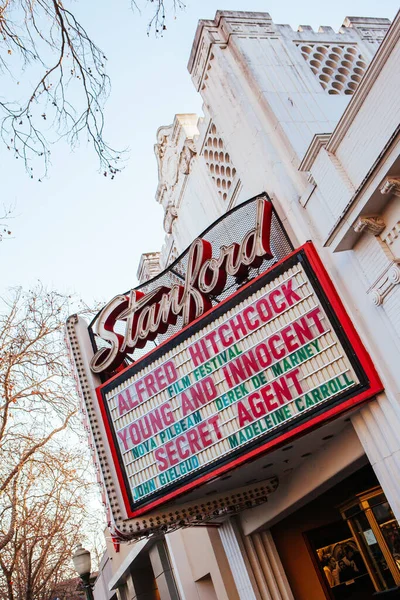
68, 195, 381, 524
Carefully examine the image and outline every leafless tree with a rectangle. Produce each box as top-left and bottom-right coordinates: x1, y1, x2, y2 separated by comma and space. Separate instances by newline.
0, 0, 185, 179
0, 286, 93, 545
0, 446, 102, 600
0, 285, 105, 599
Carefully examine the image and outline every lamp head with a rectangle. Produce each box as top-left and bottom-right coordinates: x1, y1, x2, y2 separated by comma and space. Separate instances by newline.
72, 544, 91, 578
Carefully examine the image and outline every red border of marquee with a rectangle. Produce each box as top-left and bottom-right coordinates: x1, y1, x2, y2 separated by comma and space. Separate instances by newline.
95, 242, 383, 519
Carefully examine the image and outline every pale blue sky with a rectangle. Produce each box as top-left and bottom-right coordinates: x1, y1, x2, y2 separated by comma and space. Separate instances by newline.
1, 0, 398, 306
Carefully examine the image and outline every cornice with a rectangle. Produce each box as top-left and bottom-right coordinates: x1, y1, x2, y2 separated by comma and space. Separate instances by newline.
188, 11, 273, 74
298, 133, 331, 172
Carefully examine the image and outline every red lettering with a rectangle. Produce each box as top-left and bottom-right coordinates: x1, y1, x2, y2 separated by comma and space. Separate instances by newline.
256, 297, 273, 322
144, 373, 157, 397
130, 362, 178, 405
281, 278, 301, 306
243, 306, 260, 331
164, 361, 178, 384
261, 385, 279, 412
222, 365, 234, 388
181, 391, 195, 416
269, 289, 286, 314
307, 307, 325, 334
90, 199, 274, 374
230, 314, 248, 340
155, 447, 168, 472
154, 415, 223, 473
241, 350, 259, 379
165, 440, 179, 467
118, 402, 175, 451
189, 339, 210, 367
160, 403, 175, 427
117, 393, 130, 417
181, 378, 217, 416
154, 366, 166, 389
205, 330, 219, 354
176, 437, 189, 460
135, 379, 146, 404
208, 415, 222, 439
149, 409, 163, 434
129, 422, 141, 446
197, 422, 212, 448
187, 428, 202, 454
219, 323, 234, 348
238, 401, 254, 427
257, 199, 273, 259
286, 369, 303, 395
227, 359, 248, 387
201, 377, 217, 403
281, 325, 300, 353
138, 415, 152, 441
125, 388, 138, 410
293, 316, 313, 345
271, 377, 292, 405
255, 343, 272, 368
248, 392, 266, 418
268, 334, 285, 359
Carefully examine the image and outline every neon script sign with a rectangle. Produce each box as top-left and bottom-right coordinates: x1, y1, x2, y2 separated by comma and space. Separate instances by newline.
91, 199, 273, 373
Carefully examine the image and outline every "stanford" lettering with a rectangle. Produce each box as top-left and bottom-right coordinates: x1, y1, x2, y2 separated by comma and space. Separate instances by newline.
90, 199, 273, 373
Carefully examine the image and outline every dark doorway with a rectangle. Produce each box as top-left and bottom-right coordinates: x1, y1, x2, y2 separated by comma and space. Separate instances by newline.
306, 519, 376, 600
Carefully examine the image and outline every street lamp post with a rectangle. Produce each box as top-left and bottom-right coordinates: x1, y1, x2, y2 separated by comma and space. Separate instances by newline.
72, 544, 94, 600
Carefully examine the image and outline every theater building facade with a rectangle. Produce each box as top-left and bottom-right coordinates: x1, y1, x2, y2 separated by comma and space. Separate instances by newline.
68, 9, 400, 600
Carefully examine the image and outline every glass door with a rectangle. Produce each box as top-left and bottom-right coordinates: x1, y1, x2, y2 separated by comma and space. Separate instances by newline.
341, 487, 400, 593
306, 520, 376, 600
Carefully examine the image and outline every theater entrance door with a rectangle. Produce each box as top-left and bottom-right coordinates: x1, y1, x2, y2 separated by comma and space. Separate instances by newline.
307, 487, 400, 599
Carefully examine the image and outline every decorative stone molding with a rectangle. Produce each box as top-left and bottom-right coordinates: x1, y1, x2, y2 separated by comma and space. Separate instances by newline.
166, 243, 179, 267
202, 122, 238, 202
296, 42, 367, 96
353, 215, 386, 236
299, 133, 331, 172
188, 11, 276, 90
380, 176, 400, 198
163, 204, 178, 234
154, 114, 199, 233
369, 260, 400, 306
307, 173, 317, 186
342, 17, 391, 44
383, 221, 400, 247
358, 28, 388, 43
224, 20, 276, 37
178, 139, 197, 175
137, 252, 162, 283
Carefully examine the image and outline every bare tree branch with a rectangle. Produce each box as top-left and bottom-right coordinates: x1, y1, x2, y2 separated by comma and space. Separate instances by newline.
0, 1, 185, 178
0, 206, 14, 241
0, 449, 103, 600
131, 0, 186, 35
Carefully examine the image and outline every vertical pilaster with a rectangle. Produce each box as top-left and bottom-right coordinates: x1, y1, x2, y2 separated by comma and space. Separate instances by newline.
351, 391, 400, 522
149, 541, 181, 600
241, 531, 294, 600
219, 519, 294, 600
219, 520, 259, 600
